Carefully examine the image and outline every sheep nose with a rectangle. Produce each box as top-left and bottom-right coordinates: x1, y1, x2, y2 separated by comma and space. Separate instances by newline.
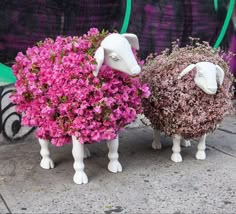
130, 65, 141, 76
207, 87, 217, 94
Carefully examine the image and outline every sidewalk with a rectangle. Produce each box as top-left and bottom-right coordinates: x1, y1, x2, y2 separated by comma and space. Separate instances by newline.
0, 115, 236, 214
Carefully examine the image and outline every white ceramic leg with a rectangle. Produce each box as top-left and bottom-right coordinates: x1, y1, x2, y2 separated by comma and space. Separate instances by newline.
107, 135, 122, 173
84, 145, 91, 158
39, 139, 55, 169
171, 135, 182, 162
72, 136, 88, 184
196, 134, 206, 160
181, 139, 191, 147
152, 129, 162, 150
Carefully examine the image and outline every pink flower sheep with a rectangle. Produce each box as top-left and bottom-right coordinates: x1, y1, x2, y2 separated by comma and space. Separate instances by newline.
11, 28, 150, 184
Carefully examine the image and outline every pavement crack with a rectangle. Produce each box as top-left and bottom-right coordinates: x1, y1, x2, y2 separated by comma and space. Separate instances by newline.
218, 128, 236, 135
0, 193, 12, 214
206, 144, 236, 159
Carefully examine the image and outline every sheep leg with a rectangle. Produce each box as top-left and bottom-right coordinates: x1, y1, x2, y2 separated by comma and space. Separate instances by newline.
152, 129, 162, 150
72, 136, 88, 184
181, 139, 191, 147
171, 135, 182, 162
107, 135, 122, 173
84, 145, 91, 158
196, 134, 206, 160
39, 139, 55, 169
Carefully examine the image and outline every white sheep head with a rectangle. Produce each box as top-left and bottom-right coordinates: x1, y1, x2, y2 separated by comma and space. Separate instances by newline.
178, 62, 225, 95
93, 33, 141, 77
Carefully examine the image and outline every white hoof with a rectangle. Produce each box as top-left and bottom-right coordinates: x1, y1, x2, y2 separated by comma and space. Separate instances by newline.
84, 147, 91, 158
171, 153, 183, 163
196, 151, 206, 160
152, 141, 162, 150
73, 172, 88, 184
40, 157, 55, 169
181, 140, 191, 147
108, 161, 122, 173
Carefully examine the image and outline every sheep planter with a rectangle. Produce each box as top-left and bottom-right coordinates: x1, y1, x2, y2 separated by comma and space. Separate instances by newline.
11, 28, 150, 184
141, 40, 233, 162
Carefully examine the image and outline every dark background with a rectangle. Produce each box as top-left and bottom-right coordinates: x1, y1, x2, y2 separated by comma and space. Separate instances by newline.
0, 0, 234, 64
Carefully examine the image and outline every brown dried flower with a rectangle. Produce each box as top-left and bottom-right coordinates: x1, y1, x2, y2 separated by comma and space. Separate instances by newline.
141, 40, 234, 139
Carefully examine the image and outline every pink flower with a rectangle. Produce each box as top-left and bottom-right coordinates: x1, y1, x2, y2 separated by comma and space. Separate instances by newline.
94, 106, 102, 114
140, 84, 151, 98
87, 28, 99, 36
91, 130, 101, 141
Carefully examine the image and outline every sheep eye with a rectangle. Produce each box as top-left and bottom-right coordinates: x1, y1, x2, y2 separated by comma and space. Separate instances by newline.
110, 54, 119, 61
198, 72, 204, 77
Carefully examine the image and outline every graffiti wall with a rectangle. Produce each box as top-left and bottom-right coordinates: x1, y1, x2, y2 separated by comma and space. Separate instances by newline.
0, 0, 234, 62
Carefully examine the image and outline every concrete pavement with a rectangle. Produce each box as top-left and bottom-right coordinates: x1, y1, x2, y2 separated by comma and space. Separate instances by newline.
0, 115, 236, 214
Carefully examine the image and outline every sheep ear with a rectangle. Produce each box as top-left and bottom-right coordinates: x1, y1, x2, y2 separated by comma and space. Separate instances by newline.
122, 33, 139, 50
93, 46, 104, 77
215, 65, 224, 86
178, 64, 196, 79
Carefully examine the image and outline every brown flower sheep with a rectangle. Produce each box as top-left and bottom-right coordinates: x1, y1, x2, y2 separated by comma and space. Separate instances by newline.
141, 40, 233, 162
